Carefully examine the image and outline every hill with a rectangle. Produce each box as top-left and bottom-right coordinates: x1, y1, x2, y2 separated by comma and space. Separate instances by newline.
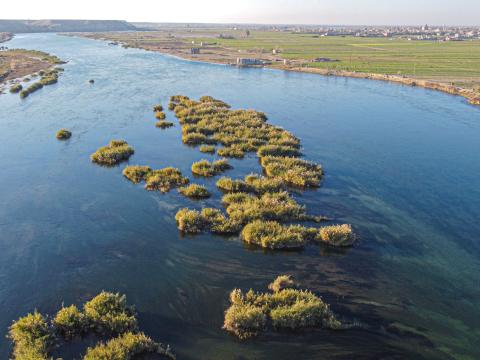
0, 20, 137, 33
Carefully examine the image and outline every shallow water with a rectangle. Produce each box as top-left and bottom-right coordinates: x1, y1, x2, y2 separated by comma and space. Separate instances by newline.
0, 33, 479, 359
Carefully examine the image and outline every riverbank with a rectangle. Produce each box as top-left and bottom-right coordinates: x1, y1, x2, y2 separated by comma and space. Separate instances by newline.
70, 31, 480, 106
0, 49, 64, 93
0, 32, 13, 43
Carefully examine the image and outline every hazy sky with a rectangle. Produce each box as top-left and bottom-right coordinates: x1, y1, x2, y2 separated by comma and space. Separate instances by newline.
2, 0, 479, 25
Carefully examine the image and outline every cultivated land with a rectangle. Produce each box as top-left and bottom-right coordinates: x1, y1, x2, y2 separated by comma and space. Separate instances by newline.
75, 28, 480, 105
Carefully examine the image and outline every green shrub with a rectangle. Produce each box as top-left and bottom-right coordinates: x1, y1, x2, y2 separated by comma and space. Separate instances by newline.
191, 159, 231, 177
268, 275, 295, 293
175, 208, 206, 233
223, 278, 341, 339
199, 145, 215, 154
182, 132, 209, 145
317, 224, 355, 247
241, 220, 306, 249
8, 311, 52, 360
178, 184, 210, 199
91, 140, 134, 166
225, 191, 306, 224
260, 156, 323, 187
56, 128, 72, 140
257, 145, 301, 158
221, 192, 253, 205
53, 305, 86, 338
144, 167, 189, 192
223, 299, 266, 339
217, 146, 245, 158
9, 83, 23, 93
155, 120, 174, 129
83, 291, 137, 335
244, 174, 285, 194
216, 177, 251, 193
84, 332, 171, 360
122, 165, 152, 184
155, 111, 166, 120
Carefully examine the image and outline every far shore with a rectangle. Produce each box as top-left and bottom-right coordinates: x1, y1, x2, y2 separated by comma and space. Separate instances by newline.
70, 33, 480, 107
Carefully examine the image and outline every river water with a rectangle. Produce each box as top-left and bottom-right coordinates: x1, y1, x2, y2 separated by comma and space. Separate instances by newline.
0, 33, 479, 359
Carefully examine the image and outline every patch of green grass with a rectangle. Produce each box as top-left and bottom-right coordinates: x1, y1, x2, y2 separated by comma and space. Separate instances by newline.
91, 140, 134, 166
178, 184, 211, 199
56, 128, 72, 140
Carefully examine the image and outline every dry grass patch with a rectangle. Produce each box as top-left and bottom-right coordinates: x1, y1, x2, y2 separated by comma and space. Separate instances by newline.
91, 140, 134, 166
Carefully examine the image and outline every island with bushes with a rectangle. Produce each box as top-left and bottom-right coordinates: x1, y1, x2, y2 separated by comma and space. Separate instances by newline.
8, 291, 175, 359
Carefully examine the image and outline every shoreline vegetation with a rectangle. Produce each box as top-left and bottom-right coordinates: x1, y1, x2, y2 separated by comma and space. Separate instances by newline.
69, 31, 480, 106
8, 291, 175, 360
0, 47, 65, 96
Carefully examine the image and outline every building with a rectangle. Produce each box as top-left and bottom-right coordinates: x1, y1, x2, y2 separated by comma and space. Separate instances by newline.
236, 58, 264, 66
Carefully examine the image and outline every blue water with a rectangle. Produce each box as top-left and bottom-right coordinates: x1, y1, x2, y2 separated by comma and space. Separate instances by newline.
0, 33, 479, 359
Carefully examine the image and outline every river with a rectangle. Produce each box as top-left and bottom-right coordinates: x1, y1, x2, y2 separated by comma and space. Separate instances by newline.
0, 33, 479, 359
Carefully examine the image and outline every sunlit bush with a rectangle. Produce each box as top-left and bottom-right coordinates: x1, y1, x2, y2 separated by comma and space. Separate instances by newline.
145, 167, 189, 192
317, 224, 355, 247
178, 184, 211, 199
91, 140, 134, 166
122, 165, 152, 184
56, 128, 72, 140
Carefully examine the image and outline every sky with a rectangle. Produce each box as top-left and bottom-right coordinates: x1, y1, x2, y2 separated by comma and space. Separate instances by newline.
1, 0, 479, 26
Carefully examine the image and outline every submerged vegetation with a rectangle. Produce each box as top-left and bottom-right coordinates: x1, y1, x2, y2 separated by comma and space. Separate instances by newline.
223, 275, 342, 339
56, 128, 72, 140
8, 292, 175, 360
91, 140, 134, 166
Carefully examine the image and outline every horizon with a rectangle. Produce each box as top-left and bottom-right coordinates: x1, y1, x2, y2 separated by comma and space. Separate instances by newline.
1, 0, 479, 26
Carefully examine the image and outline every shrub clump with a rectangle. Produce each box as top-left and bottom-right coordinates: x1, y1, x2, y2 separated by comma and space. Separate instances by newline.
91, 140, 134, 166
145, 167, 189, 192
156, 120, 174, 129
8, 311, 53, 360
153, 104, 163, 112
122, 165, 152, 184
241, 220, 307, 249
175, 208, 241, 234
268, 275, 296, 293
257, 145, 301, 158
223, 276, 342, 339
260, 156, 323, 187
9, 83, 23, 93
191, 159, 232, 177
84, 332, 175, 360
83, 291, 137, 335
56, 128, 72, 140
318, 224, 355, 247
53, 305, 87, 338
155, 111, 166, 120
178, 184, 211, 199
217, 146, 245, 158
199, 145, 215, 154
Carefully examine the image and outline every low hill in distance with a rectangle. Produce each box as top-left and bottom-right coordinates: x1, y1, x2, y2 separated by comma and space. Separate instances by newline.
0, 20, 138, 33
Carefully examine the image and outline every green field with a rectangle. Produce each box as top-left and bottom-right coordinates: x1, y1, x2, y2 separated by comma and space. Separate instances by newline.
186, 30, 480, 87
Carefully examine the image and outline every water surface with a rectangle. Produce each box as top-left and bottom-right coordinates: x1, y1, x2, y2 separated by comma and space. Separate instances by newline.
0, 33, 479, 359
